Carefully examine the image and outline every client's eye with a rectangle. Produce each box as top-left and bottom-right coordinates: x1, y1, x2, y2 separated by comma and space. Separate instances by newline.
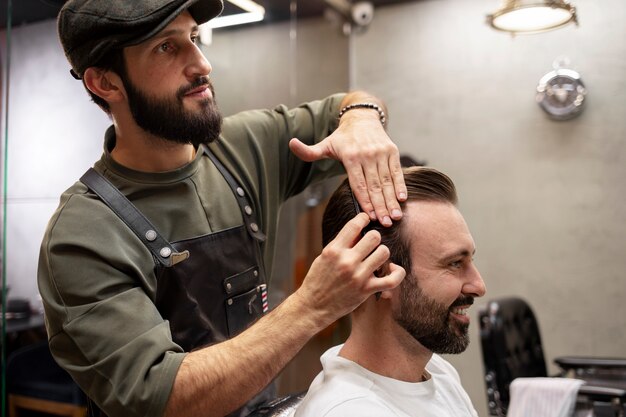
449, 260, 462, 269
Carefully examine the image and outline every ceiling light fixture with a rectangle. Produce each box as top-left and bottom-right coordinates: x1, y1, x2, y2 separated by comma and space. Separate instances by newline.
199, 0, 265, 45
207, 0, 265, 29
486, 0, 578, 35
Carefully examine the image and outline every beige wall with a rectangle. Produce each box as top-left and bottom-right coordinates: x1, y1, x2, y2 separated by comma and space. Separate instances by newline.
206, 17, 349, 115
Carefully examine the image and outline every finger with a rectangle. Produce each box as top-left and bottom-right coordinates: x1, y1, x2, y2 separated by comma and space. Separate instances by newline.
366, 262, 406, 294
357, 229, 383, 252
377, 263, 405, 299
288, 138, 327, 162
329, 212, 371, 248
361, 160, 390, 226
357, 243, 390, 276
346, 164, 376, 220
388, 152, 407, 202
377, 156, 403, 221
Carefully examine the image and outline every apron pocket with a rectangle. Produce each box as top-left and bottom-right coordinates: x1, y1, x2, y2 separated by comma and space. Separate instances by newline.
225, 286, 264, 337
223, 266, 259, 295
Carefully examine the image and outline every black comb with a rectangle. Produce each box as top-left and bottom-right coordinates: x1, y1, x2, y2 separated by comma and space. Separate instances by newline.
349, 187, 382, 301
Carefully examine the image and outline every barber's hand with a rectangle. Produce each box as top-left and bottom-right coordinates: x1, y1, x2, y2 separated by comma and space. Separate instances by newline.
289, 113, 406, 227
295, 213, 406, 321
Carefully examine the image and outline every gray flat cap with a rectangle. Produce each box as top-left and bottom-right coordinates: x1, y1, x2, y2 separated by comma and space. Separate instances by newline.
58, 0, 223, 79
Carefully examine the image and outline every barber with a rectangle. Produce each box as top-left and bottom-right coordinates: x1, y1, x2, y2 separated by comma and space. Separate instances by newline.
38, 1, 407, 416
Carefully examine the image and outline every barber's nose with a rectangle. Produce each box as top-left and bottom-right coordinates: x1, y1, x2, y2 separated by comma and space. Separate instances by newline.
186, 44, 212, 78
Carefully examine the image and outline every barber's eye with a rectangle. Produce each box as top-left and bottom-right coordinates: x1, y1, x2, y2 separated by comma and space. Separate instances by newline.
159, 42, 172, 52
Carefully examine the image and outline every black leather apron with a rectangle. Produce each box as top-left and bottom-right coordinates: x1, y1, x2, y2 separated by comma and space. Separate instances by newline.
80, 146, 273, 417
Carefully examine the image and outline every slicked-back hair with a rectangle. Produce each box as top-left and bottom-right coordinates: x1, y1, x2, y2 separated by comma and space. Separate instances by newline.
321, 167, 458, 273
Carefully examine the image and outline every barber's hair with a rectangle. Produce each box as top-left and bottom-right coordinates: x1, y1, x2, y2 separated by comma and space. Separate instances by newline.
321, 167, 458, 272
84, 49, 126, 115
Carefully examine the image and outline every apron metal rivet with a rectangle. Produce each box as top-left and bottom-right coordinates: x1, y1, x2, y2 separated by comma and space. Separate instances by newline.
226, 283, 232, 292
145, 230, 157, 241
159, 247, 172, 258
250, 223, 259, 232
228, 299, 233, 305
254, 270, 258, 277
244, 205, 252, 215
236, 187, 245, 197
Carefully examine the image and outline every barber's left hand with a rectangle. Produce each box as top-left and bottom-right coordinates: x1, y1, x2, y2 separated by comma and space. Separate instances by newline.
289, 111, 406, 227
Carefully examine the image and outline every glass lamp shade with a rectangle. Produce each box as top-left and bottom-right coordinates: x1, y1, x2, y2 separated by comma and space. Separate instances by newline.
487, 0, 577, 34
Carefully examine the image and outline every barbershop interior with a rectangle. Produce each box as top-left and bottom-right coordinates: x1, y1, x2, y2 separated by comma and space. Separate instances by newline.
0, 0, 625, 416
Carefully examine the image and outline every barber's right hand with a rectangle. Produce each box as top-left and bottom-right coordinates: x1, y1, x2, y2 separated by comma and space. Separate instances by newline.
295, 213, 406, 322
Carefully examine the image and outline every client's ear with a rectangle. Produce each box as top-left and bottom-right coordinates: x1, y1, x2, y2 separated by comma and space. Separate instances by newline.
379, 289, 394, 300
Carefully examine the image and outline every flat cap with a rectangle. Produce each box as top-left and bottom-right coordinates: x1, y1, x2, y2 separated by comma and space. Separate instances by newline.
58, 0, 223, 79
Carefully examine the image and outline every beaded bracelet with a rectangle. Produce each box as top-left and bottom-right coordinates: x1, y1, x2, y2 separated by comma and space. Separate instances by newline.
338, 102, 387, 127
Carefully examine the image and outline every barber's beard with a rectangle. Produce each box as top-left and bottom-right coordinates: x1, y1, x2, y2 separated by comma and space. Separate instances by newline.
393, 274, 473, 354
123, 75, 223, 148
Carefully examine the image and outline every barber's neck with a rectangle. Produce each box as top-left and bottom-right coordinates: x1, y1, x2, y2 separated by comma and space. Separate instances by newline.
339, 297, 432, 383
110, 113, 196, 173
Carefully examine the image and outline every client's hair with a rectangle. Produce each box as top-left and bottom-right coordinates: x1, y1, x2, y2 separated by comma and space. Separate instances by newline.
321, 167, 458, 272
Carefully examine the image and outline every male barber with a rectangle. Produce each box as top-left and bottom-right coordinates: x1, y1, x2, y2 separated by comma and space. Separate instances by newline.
38, 1, 408, 416
294, 167, 486, 416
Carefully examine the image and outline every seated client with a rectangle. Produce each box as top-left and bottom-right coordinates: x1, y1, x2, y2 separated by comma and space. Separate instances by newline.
294, 167, 486, 417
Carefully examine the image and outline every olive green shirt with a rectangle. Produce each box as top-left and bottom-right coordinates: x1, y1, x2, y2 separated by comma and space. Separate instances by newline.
37, 94, 345, 417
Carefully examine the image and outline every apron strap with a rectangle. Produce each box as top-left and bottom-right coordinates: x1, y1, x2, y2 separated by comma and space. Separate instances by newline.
202, 146, 267, 242
80, 168, 189, 267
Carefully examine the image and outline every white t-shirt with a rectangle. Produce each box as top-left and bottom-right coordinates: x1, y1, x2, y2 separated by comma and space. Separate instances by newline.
292, 345, 479, 417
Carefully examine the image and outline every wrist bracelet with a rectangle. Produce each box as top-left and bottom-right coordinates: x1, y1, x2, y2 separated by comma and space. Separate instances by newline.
338, 102, 387, 127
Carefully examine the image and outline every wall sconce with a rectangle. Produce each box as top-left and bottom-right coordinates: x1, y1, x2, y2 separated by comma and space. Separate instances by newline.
536, 57, 586, 120
486, 0, 578, 35
323, 0, 375, 36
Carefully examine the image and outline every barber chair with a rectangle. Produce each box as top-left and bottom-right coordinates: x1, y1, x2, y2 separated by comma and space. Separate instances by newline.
6, 340, 87, 417
248, 392, 306, 417
478, 297, 626, 417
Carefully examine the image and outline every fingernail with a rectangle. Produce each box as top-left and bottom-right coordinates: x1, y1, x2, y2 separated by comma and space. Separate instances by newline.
383, 216, 392, 226
391, 209, 402, 219
399, 192, 407, 200
369, 211, 376, 219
